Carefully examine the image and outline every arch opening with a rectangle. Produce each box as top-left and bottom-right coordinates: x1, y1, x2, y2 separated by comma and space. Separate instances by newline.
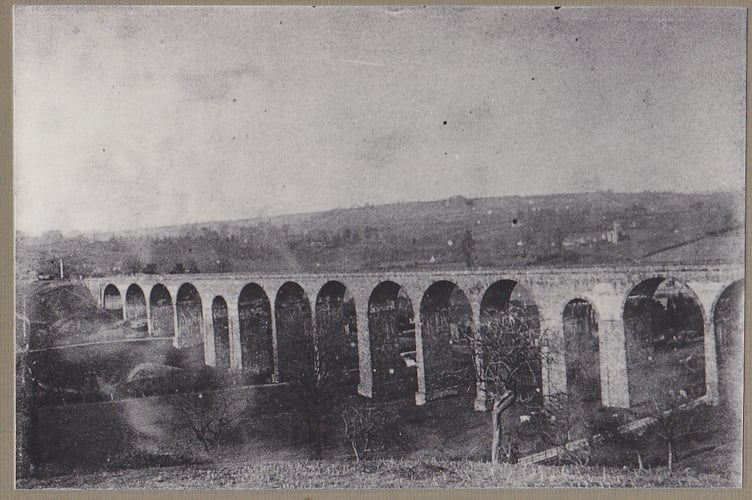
176, 283, 205, 368
212, 296, 231, 370
238, 283, 274, 382
274, 282, 313, 382
103, 284, 123, 317
563, 298, 600, 438
713, 279, 744, 413
419, 280, 474, 399
368, 281, 417, 400
315, 281, 359, 387
125, 284, 148, 334
623, 278, 705, 412
149, 284, 174, 337
479, 280, 542, 402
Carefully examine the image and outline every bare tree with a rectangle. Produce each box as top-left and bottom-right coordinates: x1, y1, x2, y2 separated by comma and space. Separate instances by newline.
340, 403, 396, 461
469, 303, 553, 463
460, 229, 475, 268
279, 309, 348, 458
650, 388, 708, 473
588, 407, 648, 470
522, 392, 592, 465
172, 391, 241, 457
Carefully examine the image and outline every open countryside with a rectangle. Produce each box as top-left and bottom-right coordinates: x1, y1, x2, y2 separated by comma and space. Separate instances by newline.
16, 191, 744, 488
13, 5, 745, 491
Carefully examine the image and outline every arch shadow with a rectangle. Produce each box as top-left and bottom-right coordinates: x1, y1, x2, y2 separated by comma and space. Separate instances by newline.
238, 283, 274, 382
623, 277, 705, 412
274, 282, 313, 382
212, 296, 231, 369
176, 283, 205, 368
316, 281, 359, 388
149, 284, 174, 338
420, 280, 475, 400
368, 281, 417, 400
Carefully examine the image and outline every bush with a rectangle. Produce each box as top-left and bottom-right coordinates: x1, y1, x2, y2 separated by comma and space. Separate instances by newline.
340, 401, 400, 461
172, 390, 243, 457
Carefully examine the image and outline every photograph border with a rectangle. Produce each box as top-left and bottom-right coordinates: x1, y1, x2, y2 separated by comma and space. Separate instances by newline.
1, 1, 749, 498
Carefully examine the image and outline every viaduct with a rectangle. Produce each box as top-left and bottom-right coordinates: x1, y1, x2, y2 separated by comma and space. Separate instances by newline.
84, 262, 744, 411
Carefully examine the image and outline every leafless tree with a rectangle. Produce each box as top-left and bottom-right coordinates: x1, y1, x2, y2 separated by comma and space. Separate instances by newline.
524, 392, 592, 465
172, 391, 240, 457
649, 388, 708, 473
469, 303, 555, 463
460, 229, 475, 268
588, 407, 647, 470
280, 309, 348, 457
340, 403, 396, 461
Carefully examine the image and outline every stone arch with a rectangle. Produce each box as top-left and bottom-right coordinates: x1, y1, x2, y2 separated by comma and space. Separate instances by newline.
419, 280, 475, 399
212, 296, 231, 370
479, 280, 542, 401
274, 281, 313, 381
316, 281, 359, 387
125, 284, 148, 333
149, 284, 174, 337
563, 298, 601, 432
368, 281, 417, 400
176, 283, 205, 367
623, 277, 706, 412
103, 284, 123, 317
238, 283, 274, 381
712, 279, 744, 411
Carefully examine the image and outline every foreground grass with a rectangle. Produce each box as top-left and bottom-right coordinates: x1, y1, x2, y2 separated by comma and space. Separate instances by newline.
17, 458, 735, 489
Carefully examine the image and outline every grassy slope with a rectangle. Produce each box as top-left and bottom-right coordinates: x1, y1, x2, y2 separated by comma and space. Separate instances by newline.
17, 281, 130, 349
16, 191, 744, 277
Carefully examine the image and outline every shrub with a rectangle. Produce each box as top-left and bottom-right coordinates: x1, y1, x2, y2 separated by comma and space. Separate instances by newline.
340, 402, 399, 461
172, 390, 242, 457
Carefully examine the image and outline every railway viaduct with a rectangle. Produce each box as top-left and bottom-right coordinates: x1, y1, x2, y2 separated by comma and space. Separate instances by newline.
84, 262, 743, 411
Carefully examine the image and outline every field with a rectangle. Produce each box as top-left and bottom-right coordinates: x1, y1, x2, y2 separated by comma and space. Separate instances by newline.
16, 191, 744, 279
17, 458, 736, 489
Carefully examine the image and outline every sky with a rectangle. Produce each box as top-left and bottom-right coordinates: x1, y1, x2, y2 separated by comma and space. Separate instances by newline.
13, 6, 746, 236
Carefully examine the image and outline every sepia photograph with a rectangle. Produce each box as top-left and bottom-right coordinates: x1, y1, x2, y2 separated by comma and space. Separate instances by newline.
13, 5, 746, 489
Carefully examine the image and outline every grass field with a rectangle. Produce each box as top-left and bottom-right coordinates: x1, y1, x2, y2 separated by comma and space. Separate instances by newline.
17, 458, 736, 489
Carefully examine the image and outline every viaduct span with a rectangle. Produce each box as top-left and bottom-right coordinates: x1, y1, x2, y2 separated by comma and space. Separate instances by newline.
84, 262, 743, 411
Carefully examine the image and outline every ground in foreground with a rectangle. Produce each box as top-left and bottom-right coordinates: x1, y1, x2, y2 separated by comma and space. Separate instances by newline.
17, 458, 737, 489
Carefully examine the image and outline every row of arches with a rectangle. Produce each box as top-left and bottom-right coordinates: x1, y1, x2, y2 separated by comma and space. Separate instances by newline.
101, 277, 744, 410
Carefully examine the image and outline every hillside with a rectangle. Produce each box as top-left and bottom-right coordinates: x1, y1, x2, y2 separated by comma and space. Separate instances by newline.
16, 191, 744, 278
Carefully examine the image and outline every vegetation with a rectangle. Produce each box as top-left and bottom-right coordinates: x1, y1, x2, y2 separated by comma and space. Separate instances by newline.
17, 458, 737, 489
281, 324, 345, 458
471, 303, 550, 463
648, 389, 711, 473
173, 391, 243, 456
340, 403, 399, 461
16, 191, 743, 279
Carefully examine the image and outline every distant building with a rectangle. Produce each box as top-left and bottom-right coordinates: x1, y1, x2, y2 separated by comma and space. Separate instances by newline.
563, 235, 599, 247
602, 221, 624, 244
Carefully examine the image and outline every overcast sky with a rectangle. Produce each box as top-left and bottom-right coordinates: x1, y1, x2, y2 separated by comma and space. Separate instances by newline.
14, 6, 746, 236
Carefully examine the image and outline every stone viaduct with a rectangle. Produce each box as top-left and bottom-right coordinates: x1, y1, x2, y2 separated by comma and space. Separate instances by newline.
84, 262, 743, 411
